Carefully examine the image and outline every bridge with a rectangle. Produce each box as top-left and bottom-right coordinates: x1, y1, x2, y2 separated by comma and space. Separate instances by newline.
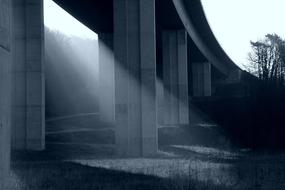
0, 0, 241, 187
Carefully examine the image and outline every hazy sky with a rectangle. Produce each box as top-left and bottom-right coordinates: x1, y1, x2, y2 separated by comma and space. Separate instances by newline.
44, 0, 285, 70
201, 0, 285, 69
44, 0, 98, 40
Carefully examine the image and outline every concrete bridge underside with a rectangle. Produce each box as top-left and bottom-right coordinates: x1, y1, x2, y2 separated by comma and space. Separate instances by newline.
0, 0, 240, 187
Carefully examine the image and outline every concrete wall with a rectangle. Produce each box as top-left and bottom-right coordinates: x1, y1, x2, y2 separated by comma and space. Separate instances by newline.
0, 0, 11, 188
11, 0, 45, 150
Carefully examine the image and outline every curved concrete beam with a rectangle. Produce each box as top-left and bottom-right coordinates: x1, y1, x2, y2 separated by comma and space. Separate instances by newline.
172, 0, 240, 75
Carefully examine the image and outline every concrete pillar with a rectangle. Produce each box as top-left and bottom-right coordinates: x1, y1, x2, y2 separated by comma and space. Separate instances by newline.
177, 31, 189, 124
162, 30, 189, 125
98, 33, 115, 126
11, 0, 45, 150
192, 62, 211, 97
163, 31, 179, 125
114, 0, 157, 157
156, 79, 164, 126
228, 69, 242, 82
0, 0, 12, 188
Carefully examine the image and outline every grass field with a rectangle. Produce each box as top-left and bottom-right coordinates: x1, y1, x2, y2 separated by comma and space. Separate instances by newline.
7, 116, 285, 190
7, 155, 285, 190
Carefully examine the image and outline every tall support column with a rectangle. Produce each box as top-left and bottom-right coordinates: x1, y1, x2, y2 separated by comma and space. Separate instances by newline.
0, 0, 12, 188
163, 31, 179, 125
114, 0, 157, 157
26, 0, 45, 150
162, 30, 189, 125
156, 79, 164, 126
11, 0, 26, 150
98, 33, 115, 125
177, 30, 189, 124
192, 62, 211, 97
11, 0, 45, 150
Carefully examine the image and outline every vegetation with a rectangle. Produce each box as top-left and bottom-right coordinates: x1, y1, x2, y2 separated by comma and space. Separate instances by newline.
8, 123, 285, 190
193, 34, 285, 150
248, 34, 285, 87
7, 157, 285, 190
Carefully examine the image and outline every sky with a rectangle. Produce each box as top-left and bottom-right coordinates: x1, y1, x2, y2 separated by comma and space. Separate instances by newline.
44, 0, 98, 40
44, 0, 285, 70
201, 0, 285, 69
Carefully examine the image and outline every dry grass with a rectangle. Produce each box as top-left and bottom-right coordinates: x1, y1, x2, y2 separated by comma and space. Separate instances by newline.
7, 154, 285, 190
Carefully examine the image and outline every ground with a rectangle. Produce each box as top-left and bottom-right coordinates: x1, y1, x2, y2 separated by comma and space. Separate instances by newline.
7, 114, 285, 190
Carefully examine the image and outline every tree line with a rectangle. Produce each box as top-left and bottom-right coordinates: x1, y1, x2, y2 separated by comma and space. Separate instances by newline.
248, 34, 285, 88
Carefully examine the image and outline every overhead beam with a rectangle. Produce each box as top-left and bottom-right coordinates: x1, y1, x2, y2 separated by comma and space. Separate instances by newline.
172, 0, 239, 75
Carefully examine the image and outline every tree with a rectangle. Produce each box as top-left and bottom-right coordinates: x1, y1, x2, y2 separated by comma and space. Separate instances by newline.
248, 34, 285, 87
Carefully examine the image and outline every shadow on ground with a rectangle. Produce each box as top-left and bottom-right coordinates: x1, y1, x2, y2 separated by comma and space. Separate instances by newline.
9, 111, 285, 190
9, 161, 233, 190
